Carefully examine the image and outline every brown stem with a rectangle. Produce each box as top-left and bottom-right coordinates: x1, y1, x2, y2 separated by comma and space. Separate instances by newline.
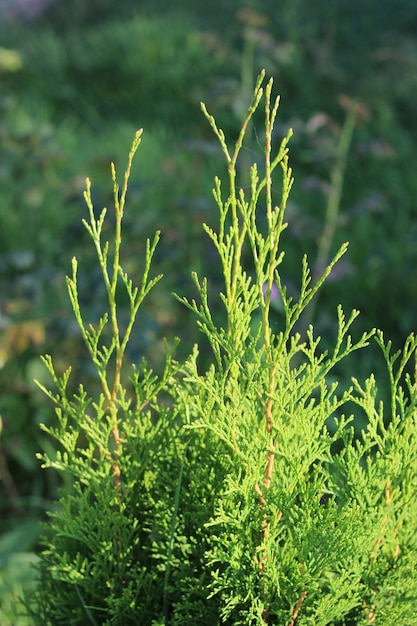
106, 350, 124, 496
261, 363, 277, 501
288, 589, 307, 626
112, 456, 121, 495
111, 403, 122, 496
255, 364, 278, 623
263, 365, 276, 491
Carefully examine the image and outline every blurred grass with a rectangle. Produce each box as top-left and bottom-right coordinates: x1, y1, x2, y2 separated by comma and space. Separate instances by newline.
1, 0, 417, 621
0, 552, 39, 626
0, 521, 40, 626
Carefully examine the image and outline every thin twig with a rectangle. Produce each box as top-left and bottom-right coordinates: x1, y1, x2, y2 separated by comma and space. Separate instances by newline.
287, 589, 307, 626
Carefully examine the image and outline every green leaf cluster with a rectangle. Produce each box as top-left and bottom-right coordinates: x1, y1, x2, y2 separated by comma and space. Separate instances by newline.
28, 72, 417, 625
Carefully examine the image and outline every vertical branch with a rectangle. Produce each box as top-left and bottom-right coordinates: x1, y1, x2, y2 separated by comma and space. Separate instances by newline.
287, 589, 307, 626
76, 131, 144, 497
263, 365, 277, 491
203, 74, 293, 621
251, 76, 285, 623
261, 78, 283, 354
255, 363, 277, 625
107, 130, 143, 496
259, 77, 280, 515
229, 72, 264, 309
201, 72, 264, 310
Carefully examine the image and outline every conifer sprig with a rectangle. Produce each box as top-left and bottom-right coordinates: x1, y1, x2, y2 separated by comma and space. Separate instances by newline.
30, 72, 417, 626
65, 130, 162, 494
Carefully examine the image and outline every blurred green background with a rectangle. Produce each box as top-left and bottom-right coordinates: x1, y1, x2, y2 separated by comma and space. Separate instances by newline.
1, 0, 416, 622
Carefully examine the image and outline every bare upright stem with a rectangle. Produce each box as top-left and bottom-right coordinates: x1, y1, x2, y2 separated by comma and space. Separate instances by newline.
288, 589, 307, 626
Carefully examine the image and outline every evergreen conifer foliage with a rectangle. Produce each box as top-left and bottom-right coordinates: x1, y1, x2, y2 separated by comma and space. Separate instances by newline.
29, 72, 417, 625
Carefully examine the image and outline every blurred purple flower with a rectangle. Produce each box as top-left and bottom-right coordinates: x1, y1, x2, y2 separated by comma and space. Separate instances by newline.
0, 0, 56, 20
262, 282, 280, 302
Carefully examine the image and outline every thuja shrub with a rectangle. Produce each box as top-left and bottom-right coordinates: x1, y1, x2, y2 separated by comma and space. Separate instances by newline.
28, 72, 417, 625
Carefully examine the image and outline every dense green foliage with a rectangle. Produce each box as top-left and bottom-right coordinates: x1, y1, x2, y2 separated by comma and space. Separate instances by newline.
1, 1, 417, 623
25, 73, 417, 624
